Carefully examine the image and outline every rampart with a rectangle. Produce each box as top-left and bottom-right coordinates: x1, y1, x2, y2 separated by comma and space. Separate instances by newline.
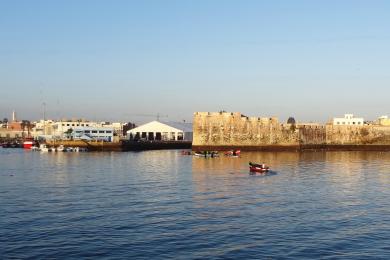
192, 112, 390, 151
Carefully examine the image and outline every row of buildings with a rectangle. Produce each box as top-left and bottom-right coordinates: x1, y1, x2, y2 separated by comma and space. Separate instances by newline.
0, 111, 193, 142
2, 110, 390, 143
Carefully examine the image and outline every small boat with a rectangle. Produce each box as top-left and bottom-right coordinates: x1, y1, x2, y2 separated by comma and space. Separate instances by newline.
249, 162, 269, 173
194, 151, 219, 158
40, 144, 50, 152
31, 145, 40, 151
23, 138, 34, 149
57, 145, 65, 152
65, 147, 74, 152
224, 149, 241, 157
74, 147, 88, 152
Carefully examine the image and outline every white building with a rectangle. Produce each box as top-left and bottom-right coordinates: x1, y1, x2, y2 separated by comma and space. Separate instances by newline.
127, 121, 193, 141
333, 114, 364, 126
30, 119, 122, 141
72, 127, 114, 142
52, 120, 96, 139
31, 120, 55, 139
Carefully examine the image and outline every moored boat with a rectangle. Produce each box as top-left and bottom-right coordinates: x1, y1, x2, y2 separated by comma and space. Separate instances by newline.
224, 149, 241, 157
40, 144, 51, 152
23, 138, 34, 149
249, 162, 269, 173
194, 151, 219, 158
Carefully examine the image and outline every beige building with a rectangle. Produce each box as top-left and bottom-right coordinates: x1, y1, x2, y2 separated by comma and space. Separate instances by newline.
377, 116, 390, 126
0, 128, 24, 139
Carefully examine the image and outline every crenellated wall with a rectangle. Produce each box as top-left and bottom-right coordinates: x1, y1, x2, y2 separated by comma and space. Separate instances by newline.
193, 112, 390, 150
193, 112, 299, 147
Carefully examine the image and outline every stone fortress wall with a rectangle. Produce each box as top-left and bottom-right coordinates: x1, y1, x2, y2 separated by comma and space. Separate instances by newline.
192, 112, 390, 150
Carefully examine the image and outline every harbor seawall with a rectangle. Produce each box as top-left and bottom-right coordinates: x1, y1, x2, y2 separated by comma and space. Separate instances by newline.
192, 112, 390, 151
47, 140, 191, 152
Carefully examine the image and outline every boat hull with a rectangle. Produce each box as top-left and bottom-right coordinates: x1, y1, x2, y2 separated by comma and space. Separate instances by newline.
249, 166, 269, 173
23, 141, 33, 149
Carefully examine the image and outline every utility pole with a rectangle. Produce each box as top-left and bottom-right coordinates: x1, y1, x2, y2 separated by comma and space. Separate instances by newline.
43, 102, 46, 137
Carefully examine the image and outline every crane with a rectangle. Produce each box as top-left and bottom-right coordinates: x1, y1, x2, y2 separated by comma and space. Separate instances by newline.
124, 113, 168, 122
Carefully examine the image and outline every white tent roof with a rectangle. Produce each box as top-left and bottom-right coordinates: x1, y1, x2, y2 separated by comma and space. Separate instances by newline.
127, 121, 191, 134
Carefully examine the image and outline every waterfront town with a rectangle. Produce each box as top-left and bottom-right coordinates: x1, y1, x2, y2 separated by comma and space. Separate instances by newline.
0, 110, 193, 151
2, 110, 390, 151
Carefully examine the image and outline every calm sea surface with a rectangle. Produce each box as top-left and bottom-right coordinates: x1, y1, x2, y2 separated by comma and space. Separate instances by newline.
1, 148, 390, 259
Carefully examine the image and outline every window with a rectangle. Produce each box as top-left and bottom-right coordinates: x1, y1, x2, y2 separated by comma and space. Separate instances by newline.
106, 131, 112, 134
177, 132, 184, 140
84, 130, 91, 133
92, 130, 97, 133
170, 132, 176, 141
99, 131, 104, 133
67, 124, 70, 126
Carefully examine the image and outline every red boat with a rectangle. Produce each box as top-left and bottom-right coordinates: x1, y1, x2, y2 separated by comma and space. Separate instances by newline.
23, 138, 34, 149
249, 162, 269, 173
224, 149, 241, 157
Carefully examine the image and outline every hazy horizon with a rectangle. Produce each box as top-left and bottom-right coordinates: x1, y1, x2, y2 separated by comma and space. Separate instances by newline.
1, 1, 390, 124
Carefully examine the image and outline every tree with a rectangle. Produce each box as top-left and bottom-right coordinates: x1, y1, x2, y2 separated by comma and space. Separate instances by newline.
287, 117, 296, 125
65, 128, 73, 140
21, 120, 32, 137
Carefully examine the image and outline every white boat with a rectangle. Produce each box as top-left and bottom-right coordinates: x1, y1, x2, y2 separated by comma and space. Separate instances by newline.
40, 144, 50, 152
74, 147, 88, 152
194, 151, 219, 158
31, 145, 40, 151
57, 145, 65, 152
65, 147, 74, 152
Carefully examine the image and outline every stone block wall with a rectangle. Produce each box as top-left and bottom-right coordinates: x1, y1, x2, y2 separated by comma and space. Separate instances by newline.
193, 112, 390, 148
193, 112, 299, 146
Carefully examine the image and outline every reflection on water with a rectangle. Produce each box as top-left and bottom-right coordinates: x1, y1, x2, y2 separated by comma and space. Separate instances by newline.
1, 149, 390, 259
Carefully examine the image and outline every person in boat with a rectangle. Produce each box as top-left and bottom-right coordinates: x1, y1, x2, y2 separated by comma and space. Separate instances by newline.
249, 162, 267, 168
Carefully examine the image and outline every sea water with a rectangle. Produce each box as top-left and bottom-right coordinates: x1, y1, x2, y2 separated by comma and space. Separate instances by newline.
1, 149, 390, 259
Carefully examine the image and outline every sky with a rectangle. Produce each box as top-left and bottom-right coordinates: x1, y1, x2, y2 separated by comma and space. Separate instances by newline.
1, 0, 390, 124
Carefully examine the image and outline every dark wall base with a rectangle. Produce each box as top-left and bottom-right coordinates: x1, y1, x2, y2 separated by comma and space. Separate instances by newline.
122, 141, 192, 151
192, 144, 390, 152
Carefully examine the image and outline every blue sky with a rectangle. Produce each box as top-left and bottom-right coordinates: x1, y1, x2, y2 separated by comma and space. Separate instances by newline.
1, 0, 390, 123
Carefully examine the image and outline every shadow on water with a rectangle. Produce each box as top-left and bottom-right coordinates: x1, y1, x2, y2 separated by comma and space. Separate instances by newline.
248, 170, 278, 177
